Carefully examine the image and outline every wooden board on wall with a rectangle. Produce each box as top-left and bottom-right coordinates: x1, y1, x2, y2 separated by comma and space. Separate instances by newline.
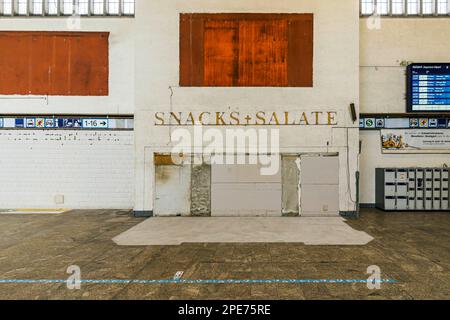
0, 31, 109, 96
180, 13, 313, 87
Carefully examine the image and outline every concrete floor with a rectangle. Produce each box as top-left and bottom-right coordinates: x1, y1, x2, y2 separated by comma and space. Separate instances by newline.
113, 217, 374, 246
0, 209, 449, 300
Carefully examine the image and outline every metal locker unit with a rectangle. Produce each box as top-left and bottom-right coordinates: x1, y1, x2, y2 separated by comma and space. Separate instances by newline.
397, 183, 408, 197
433, 169, 441, 210
397, 197, 408, 210
416, 169, 425, 210
408, 169, 416, 210
425, 197, 433, 211
376, 167, 450, 212
375, 169, 396, 210
442, 169, 449, 210
425, 169, 433, 210
376, 168, 409, 211
397, 169, 408, 183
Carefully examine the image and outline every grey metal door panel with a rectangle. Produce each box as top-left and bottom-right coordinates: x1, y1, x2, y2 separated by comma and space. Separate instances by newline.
211, 182, 282, 217
301, 185, 340, 215
211, 161, 282, 217
300, 156, 340, 185
300, 156, 340, 216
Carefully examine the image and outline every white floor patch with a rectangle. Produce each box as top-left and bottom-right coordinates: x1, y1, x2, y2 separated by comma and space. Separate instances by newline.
113, 217, 374, 246
0, 209, 69, 215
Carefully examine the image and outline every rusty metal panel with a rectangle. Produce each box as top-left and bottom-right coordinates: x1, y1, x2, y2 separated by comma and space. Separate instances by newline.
288, 15, 314, 87
69, 34, 109, 95
0, 31, 109, 96
238, 19, 288, 87
50, 35, 70, 95
0, 33, 30, 94
204, 20, 239, 86
179, 14, 204, 87
179, 14, 313, 87
29, 34, 52, 95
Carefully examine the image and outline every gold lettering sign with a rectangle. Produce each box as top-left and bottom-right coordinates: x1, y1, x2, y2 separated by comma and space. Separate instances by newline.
154, 111, 338, 126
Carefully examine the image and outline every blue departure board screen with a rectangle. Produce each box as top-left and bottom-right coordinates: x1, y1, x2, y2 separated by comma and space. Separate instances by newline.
407, 63, 450, 113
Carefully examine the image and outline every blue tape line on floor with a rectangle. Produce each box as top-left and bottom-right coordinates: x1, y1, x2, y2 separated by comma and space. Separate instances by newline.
0, 279, 398, 284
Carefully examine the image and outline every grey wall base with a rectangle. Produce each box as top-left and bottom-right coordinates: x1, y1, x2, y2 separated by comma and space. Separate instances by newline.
340, 211, 359, 219
360, 203, 376, 208
134, 210, 359, 219
133, 210, 154, 218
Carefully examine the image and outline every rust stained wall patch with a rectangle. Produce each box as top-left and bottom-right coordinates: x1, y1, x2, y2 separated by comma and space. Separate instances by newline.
0, 31, 109, 96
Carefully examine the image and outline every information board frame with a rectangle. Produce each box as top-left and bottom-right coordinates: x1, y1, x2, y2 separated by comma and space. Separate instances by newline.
407, 63, 450, 113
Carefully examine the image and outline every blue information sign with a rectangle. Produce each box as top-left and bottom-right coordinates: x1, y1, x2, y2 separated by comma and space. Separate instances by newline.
407, 63, 450, 112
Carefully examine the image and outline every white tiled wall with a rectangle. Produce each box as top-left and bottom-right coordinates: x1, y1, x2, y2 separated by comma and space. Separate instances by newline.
0, 130, 134, 209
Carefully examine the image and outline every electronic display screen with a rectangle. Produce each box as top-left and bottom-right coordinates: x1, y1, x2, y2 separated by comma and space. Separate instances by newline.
407, 63, 450, 113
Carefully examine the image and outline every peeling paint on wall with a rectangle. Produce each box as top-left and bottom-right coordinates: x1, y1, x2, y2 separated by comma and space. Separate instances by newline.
191, 164, 211, 217
282, 156, 300, 216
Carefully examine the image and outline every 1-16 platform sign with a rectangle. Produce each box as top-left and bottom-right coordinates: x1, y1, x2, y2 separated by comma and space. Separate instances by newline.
82, 119, 109, 129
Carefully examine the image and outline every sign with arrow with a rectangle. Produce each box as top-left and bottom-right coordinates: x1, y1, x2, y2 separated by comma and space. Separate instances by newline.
82, 119, 109, 129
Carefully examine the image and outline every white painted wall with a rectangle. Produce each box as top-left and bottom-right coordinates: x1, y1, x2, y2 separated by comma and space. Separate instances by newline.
0, 18, 135, 115
0, 130, 134, 209
360, 18, 450, 114
360, 18, 450, 204
134, 0, 360, 214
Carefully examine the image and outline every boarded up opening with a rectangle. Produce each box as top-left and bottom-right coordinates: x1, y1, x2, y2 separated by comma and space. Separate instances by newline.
300, 155, 340, 217
180, 13, 313, 87
211, 158, 282, 217
0, 31, 109, 96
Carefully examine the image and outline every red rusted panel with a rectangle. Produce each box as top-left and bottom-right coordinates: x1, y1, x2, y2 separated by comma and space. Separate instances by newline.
69, 34, 109, 95
189, 16, 205, 86
30, 34, 52, 94
0, 31, 109, 96
180, 14, 204, 86
0, 33, 30, 94
288, 15, 314, 87
50, 35, 70, 95
204, 20, 239, 86
238, 19, 288, 87
179, 13, 313, 87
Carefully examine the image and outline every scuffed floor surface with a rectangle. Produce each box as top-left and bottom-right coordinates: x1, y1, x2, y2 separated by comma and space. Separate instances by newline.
113, 217, 374, 246
0, 209, 449, 300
